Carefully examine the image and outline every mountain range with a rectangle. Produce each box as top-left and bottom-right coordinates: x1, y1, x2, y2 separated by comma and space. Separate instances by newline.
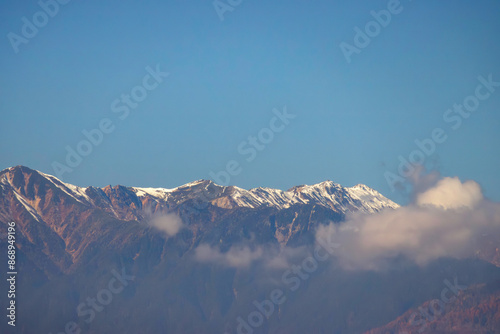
0, 165, 498, 334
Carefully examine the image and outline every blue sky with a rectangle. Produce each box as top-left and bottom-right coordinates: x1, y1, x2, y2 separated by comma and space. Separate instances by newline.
1, 0, 499, 204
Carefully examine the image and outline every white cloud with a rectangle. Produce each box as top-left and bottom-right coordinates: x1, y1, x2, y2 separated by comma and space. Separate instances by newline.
416, 177, 483, 209
194, 244, 264, 268
149, 213, 184, 236
316, 177, 500, 271
193, 243, 309, 269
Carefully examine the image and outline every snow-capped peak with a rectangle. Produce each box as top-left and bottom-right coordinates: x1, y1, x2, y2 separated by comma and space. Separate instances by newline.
209, 180, 399, 213
1, 166, 399, 216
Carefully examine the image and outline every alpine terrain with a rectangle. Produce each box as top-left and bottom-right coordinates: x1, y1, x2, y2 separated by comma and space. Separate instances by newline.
0, 166, 499, 334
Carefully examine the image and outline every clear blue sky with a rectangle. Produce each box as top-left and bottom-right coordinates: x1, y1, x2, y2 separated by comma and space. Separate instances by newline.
1, 0, 499, 204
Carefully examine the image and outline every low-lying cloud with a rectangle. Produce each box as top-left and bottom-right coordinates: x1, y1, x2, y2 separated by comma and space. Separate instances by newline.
195, 244, 264, 268
193, 176, 500, 272
316, 176, 500, 270
194, 243, 309, 269
149, 213, 184, 236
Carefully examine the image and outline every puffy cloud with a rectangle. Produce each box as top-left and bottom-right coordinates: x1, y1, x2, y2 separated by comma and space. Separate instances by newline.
263, 246, 309, 269
150, 213, 184, 236
416, 177, 482, 209
316, 177, 500, 271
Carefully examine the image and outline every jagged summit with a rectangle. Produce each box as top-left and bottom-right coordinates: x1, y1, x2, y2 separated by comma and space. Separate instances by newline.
131, 177, 399, 213
1, 166, 399, 215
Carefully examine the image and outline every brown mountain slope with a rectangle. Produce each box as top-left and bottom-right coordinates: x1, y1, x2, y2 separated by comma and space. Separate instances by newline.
365, 281, 500, 334
1, 166, 499, 334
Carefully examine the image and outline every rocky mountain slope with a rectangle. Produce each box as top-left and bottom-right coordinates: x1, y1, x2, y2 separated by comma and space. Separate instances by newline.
0, 165, 398, 274
0, 165, 498, 334
366, 280, 500, 334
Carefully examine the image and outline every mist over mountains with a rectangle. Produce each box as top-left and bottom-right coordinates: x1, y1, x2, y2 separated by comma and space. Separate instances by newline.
0, 165, 499, 334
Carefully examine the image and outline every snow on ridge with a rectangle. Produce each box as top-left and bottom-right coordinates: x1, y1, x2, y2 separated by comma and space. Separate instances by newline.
345, 185, 400, 212
13, 191, 43, 222
8, 166, 398, 214
1, 168, 91, 205
37, 171, 90, 204
179, 179, 211, 188
133, 180, 215, 198
197, 180, 398, 213
249, 187, 302, 209
287, 180, 399, 212
133, 187, 176, 199
245, 181, 398, 213
47, 168, 399, 213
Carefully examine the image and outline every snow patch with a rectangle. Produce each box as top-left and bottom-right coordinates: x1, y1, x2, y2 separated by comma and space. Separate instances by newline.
38, 171, 90, 204
13, 191, 43, 222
